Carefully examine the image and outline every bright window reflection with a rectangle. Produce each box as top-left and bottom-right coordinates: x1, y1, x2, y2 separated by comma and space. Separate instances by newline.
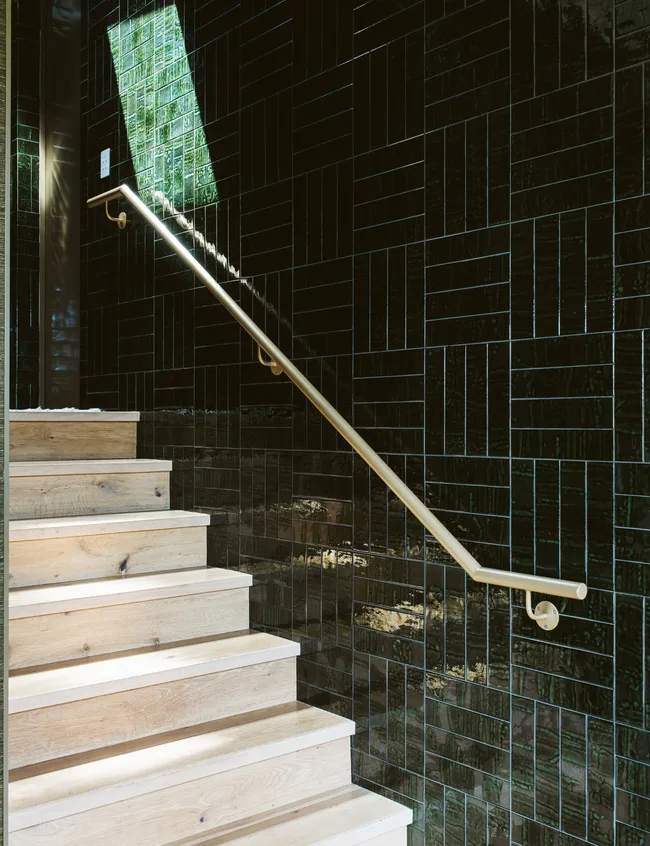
108, 4, 217, 211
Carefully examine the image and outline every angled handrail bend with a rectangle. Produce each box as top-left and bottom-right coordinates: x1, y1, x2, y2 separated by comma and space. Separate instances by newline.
88, 184, 587, 629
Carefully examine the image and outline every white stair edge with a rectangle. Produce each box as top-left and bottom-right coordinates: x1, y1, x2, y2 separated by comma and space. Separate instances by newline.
10, 411, 140, 422
9, 568, 253, 619
177, 786, 413, 846
9, 631, 301, 713
9, 510, 210, 541
10, 459, 172, 477
9, 704, 355, 833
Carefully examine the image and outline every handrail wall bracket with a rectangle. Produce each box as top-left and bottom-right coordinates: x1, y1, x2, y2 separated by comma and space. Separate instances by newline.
105, 201, 127, 230
88, 184, 589, 630
257, 344, 283, 376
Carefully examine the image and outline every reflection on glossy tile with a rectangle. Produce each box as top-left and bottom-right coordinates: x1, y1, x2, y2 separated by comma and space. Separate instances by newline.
10, 0, 40, 407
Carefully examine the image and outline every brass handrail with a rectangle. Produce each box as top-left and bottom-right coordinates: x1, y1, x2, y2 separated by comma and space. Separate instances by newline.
88, 184, 587, 629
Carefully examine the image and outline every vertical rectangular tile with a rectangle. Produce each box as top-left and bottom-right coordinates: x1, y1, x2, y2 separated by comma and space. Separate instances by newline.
445, 789, 466, 846
426, 562, 445, 675
534, 215, 561, 338
587, 0, 613, 78
561, 0, 586, 87
466, 116, 487, 232
615, 65, 644, 198
512, 696, 536, 818
488, 343, 510, 456
616, 331, 644, 461
536, 460, 561, 578
512, 0, 535, 101
488, 107, 510, 226
512, 221, 534, 340
445, 346, 466, 455
616, 593, 645, 726
535, 0, 561, 95
561, 709, 587, 839
465, 343, 488, 456
560, 210, 587, 336
588, 718, 615, 845
445, 122, 466, 235
536, 703, 561, 827
445, 567, 466, 679
587, 204, 614, 333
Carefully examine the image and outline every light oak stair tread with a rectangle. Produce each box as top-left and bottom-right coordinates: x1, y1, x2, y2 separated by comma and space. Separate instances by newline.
9, 632, 300, 713
10, 459, 172, 477
10, 411, 140, 422
9, 568, 252, 618
169, 786, 412, 846
9, 509, 210, 541
9, 703, 355, 833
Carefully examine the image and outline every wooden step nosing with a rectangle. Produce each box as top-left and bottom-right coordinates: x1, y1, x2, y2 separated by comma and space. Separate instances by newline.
9, 717, 354, 832
204, 791, 414, 846
9, 459, 172, 477
314, 808, 413, 845
171, 788, 412, 846
10, 411, 141, 423
9, 639, 301, 713
9, 510, 211, 541
9, 574, 252, 619
230, 808, 413, 846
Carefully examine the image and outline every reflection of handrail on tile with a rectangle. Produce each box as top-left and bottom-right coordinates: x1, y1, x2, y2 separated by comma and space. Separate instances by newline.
152, 191, 241, 281
151, 190, 319, 359
88, 183, 588, 630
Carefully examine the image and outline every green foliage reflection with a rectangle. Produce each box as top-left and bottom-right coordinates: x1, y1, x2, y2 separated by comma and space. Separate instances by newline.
108, 5, 217, 211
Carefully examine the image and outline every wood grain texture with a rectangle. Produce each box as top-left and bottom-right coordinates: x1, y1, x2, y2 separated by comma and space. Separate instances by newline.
363, 832, 407, 846
9, 739, 350, 846
9, 704, 353, 830
9, 472, 170, 519
9, 526, 206, 587
160, 786, 412, 846
10, 511, 209, 541
10, 632, 298, 713
10, 568, 250, 617
9, 458, 174, 479
9, 658, 297, 768
10, 422, 137, 461
9, 588, 249, 669
10, 460, 170, 477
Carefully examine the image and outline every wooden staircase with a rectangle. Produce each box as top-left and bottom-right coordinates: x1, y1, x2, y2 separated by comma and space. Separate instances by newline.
7, 410, 411, 845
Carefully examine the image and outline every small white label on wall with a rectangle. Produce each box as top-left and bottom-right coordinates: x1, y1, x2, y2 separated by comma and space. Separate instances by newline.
100, 148, 111, 179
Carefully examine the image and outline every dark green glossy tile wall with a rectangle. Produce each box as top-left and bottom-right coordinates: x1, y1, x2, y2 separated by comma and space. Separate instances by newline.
10, 0, 39, 407
79, 1, 647, 843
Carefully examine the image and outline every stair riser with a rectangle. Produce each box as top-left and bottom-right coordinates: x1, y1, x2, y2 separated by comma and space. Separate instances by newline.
9, 473, 170, 520
10, 739, 350, 846
9, 527, 207, 588
9, 658, 296, 769
9, 589, 249, 669
10, 422, 137, 462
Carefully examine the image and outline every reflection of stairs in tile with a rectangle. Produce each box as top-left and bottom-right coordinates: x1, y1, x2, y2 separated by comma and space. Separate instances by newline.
8, 410, 411, 845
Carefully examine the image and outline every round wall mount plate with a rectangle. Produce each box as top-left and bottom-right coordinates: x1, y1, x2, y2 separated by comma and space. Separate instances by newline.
535, 601, 559, 631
